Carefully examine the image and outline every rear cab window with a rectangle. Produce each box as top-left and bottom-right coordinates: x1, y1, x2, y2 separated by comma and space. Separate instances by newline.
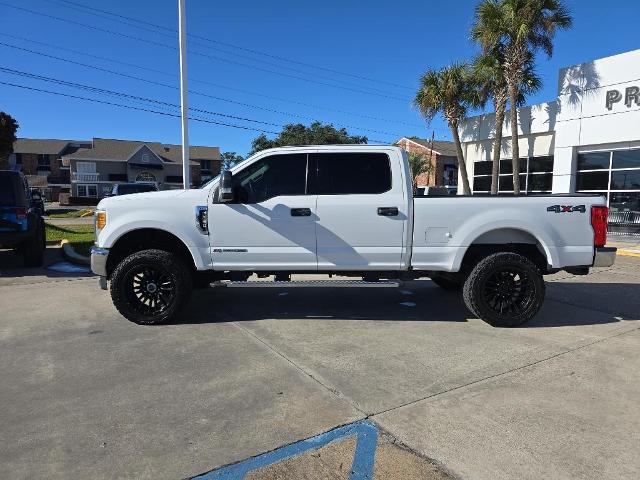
309, 152, 392, 195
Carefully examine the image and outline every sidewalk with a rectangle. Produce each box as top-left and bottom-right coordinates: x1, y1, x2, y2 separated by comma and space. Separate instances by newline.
608, 238, 640, 257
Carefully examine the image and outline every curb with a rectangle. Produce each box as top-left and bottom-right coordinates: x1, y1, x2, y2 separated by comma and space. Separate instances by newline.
60, 239, 91, 266
618, 249, 640, 258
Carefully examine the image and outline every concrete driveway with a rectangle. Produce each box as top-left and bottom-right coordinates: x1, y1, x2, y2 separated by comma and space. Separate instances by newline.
0, 250, 638, 479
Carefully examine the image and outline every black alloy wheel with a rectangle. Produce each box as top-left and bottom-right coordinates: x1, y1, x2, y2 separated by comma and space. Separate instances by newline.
463, 252, 545, 327
124, 264, 176, 316
480, 267, 535, 316
110, 249, 192, 325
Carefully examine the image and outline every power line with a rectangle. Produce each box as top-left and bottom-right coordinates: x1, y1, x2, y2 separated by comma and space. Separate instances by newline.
2, 32, 422, 128
2, 33, 421, 128
0, 41, 403, 138
0, 68, 390, 143
40, 0, 405, 97
43, 0, 414, 91
0, 67, 284, 128
0, 1, 408, 101
0, 80, 280, 134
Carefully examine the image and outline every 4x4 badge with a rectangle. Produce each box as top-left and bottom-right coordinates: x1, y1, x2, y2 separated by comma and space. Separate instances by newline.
547, 205, 586, 213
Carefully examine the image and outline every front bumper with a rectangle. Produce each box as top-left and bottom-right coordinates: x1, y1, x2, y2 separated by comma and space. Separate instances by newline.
593, 246, 616, 267
90, 246, 109, 277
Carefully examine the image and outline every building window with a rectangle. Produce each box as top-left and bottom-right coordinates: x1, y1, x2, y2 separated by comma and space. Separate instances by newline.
77, 184, 97, 197
472, 156, 554, 194
142, 153, 150, 163
577, 149, 640, 236
200, 159, 212, 173
15, 153, 22, 165
38, 154, 51, 171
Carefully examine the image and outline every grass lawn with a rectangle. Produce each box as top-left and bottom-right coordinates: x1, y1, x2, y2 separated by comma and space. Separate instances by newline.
46, 224, 94, 257
46, 208, 95, 218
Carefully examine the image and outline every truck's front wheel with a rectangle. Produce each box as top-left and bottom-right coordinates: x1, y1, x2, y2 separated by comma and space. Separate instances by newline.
462, 252, 545, 327
110, 249, 193, 325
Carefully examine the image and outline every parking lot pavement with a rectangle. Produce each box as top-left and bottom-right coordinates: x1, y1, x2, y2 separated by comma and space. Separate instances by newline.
1, 254, 639, 479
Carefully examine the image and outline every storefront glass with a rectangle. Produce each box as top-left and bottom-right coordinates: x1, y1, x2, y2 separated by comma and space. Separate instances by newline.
577, 149, 640, 236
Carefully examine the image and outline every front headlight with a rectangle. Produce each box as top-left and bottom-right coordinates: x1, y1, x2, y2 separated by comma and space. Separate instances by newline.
95, 210, 107, 230
95, 210, 107, 243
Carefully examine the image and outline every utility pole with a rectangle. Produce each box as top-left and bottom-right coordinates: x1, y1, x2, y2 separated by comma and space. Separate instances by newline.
178, 0, 190, 189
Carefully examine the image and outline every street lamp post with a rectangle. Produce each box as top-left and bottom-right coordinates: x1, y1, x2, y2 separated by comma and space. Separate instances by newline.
178, 0, 190, 189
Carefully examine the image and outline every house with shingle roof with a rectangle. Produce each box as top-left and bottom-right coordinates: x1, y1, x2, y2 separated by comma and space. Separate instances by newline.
9, 137, 221, 202
395, 137, 459, 188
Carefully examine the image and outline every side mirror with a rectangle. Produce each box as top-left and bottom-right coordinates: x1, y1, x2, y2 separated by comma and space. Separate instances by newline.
219, 170, 234, 202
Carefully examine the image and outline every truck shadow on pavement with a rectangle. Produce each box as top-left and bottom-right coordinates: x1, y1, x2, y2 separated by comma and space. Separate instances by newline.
174, 280, 639, 328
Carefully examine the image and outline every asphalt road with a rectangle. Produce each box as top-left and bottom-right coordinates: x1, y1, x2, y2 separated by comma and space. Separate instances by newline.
1, 248, 639, 479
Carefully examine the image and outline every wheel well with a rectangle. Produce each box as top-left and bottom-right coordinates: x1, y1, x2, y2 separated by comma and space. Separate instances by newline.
106, 228, 196, 278
461, 229, 549, 273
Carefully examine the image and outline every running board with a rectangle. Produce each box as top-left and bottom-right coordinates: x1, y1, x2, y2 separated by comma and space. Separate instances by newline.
214, 280, 401, 288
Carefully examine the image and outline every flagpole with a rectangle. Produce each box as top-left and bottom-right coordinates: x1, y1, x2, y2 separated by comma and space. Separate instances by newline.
178, 0, 190, 189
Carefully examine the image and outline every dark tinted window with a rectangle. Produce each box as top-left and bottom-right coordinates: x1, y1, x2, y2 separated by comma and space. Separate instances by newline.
233, 153, 307, 203
313, 152, 391, 195
610, 192, 640, 212
474, 161, 492, 176
577, 152, 609, 170
499, 159, 527, 175
612, 150, 640, 169
473, 176, 491, 191
499, 174, 526, 192
529, 156, 554, 173
610, 170, 640, 190
527, 173, 552, 191
0, 175, 16, 205
576, 171, 609, 190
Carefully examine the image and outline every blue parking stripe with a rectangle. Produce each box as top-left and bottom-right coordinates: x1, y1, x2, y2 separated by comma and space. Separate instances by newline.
192, 420, 378, 480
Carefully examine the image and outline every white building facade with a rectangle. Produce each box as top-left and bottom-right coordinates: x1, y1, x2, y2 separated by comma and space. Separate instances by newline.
459, 49, 640, 235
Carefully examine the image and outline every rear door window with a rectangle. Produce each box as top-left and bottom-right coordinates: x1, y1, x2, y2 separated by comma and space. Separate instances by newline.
311, 152, 391, 195
0, 175, 16, 205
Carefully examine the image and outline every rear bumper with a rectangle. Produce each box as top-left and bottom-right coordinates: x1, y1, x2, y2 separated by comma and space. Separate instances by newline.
90, 246, 109, 277
593, 246, 616, 267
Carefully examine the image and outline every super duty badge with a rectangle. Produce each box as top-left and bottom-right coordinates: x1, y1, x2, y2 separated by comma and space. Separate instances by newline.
547, 205, 586, 213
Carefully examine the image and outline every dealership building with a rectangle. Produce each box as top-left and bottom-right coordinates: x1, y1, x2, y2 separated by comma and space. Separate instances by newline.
459, 48, 640, 236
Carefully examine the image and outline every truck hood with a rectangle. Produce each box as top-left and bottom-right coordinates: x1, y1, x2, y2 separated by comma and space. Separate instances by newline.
97, 189, 185, 209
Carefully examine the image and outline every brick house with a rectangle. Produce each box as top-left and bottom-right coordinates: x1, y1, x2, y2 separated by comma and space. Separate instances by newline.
395, 137, 459, 188
8, 138, 221, 202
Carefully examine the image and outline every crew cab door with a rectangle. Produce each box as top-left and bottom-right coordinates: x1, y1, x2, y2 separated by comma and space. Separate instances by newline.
209, 153, 317, 270
310, 152, 407, 270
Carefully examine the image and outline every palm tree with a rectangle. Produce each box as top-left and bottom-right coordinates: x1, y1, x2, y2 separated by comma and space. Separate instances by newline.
414, 64, 475, 195
472, 48, 541, 194
472, 0, 571, 194
407, 152, 434, 192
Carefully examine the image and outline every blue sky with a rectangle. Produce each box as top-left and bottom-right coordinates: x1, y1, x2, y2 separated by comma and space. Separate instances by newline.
1, 0, 639, 157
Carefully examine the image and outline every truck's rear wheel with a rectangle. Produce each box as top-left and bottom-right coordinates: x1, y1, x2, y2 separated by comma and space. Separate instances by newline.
462, 252, 545, 327
110, 249, 192, 325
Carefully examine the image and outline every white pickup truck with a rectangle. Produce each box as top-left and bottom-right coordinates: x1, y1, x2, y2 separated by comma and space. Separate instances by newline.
91, 145, 616, 327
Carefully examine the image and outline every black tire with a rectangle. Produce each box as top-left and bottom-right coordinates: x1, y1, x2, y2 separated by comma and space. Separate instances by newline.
462, 252, 545, 327
430, 273, 464, 291
22, 224, 45, 267
110, 249, 193, 325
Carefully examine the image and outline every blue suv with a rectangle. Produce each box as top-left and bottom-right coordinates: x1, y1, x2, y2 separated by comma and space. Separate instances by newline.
0, 170, 46, 266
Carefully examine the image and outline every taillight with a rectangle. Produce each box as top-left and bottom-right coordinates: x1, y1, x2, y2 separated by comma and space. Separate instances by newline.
591, 205, 608, 248
14, 207, 27, 220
